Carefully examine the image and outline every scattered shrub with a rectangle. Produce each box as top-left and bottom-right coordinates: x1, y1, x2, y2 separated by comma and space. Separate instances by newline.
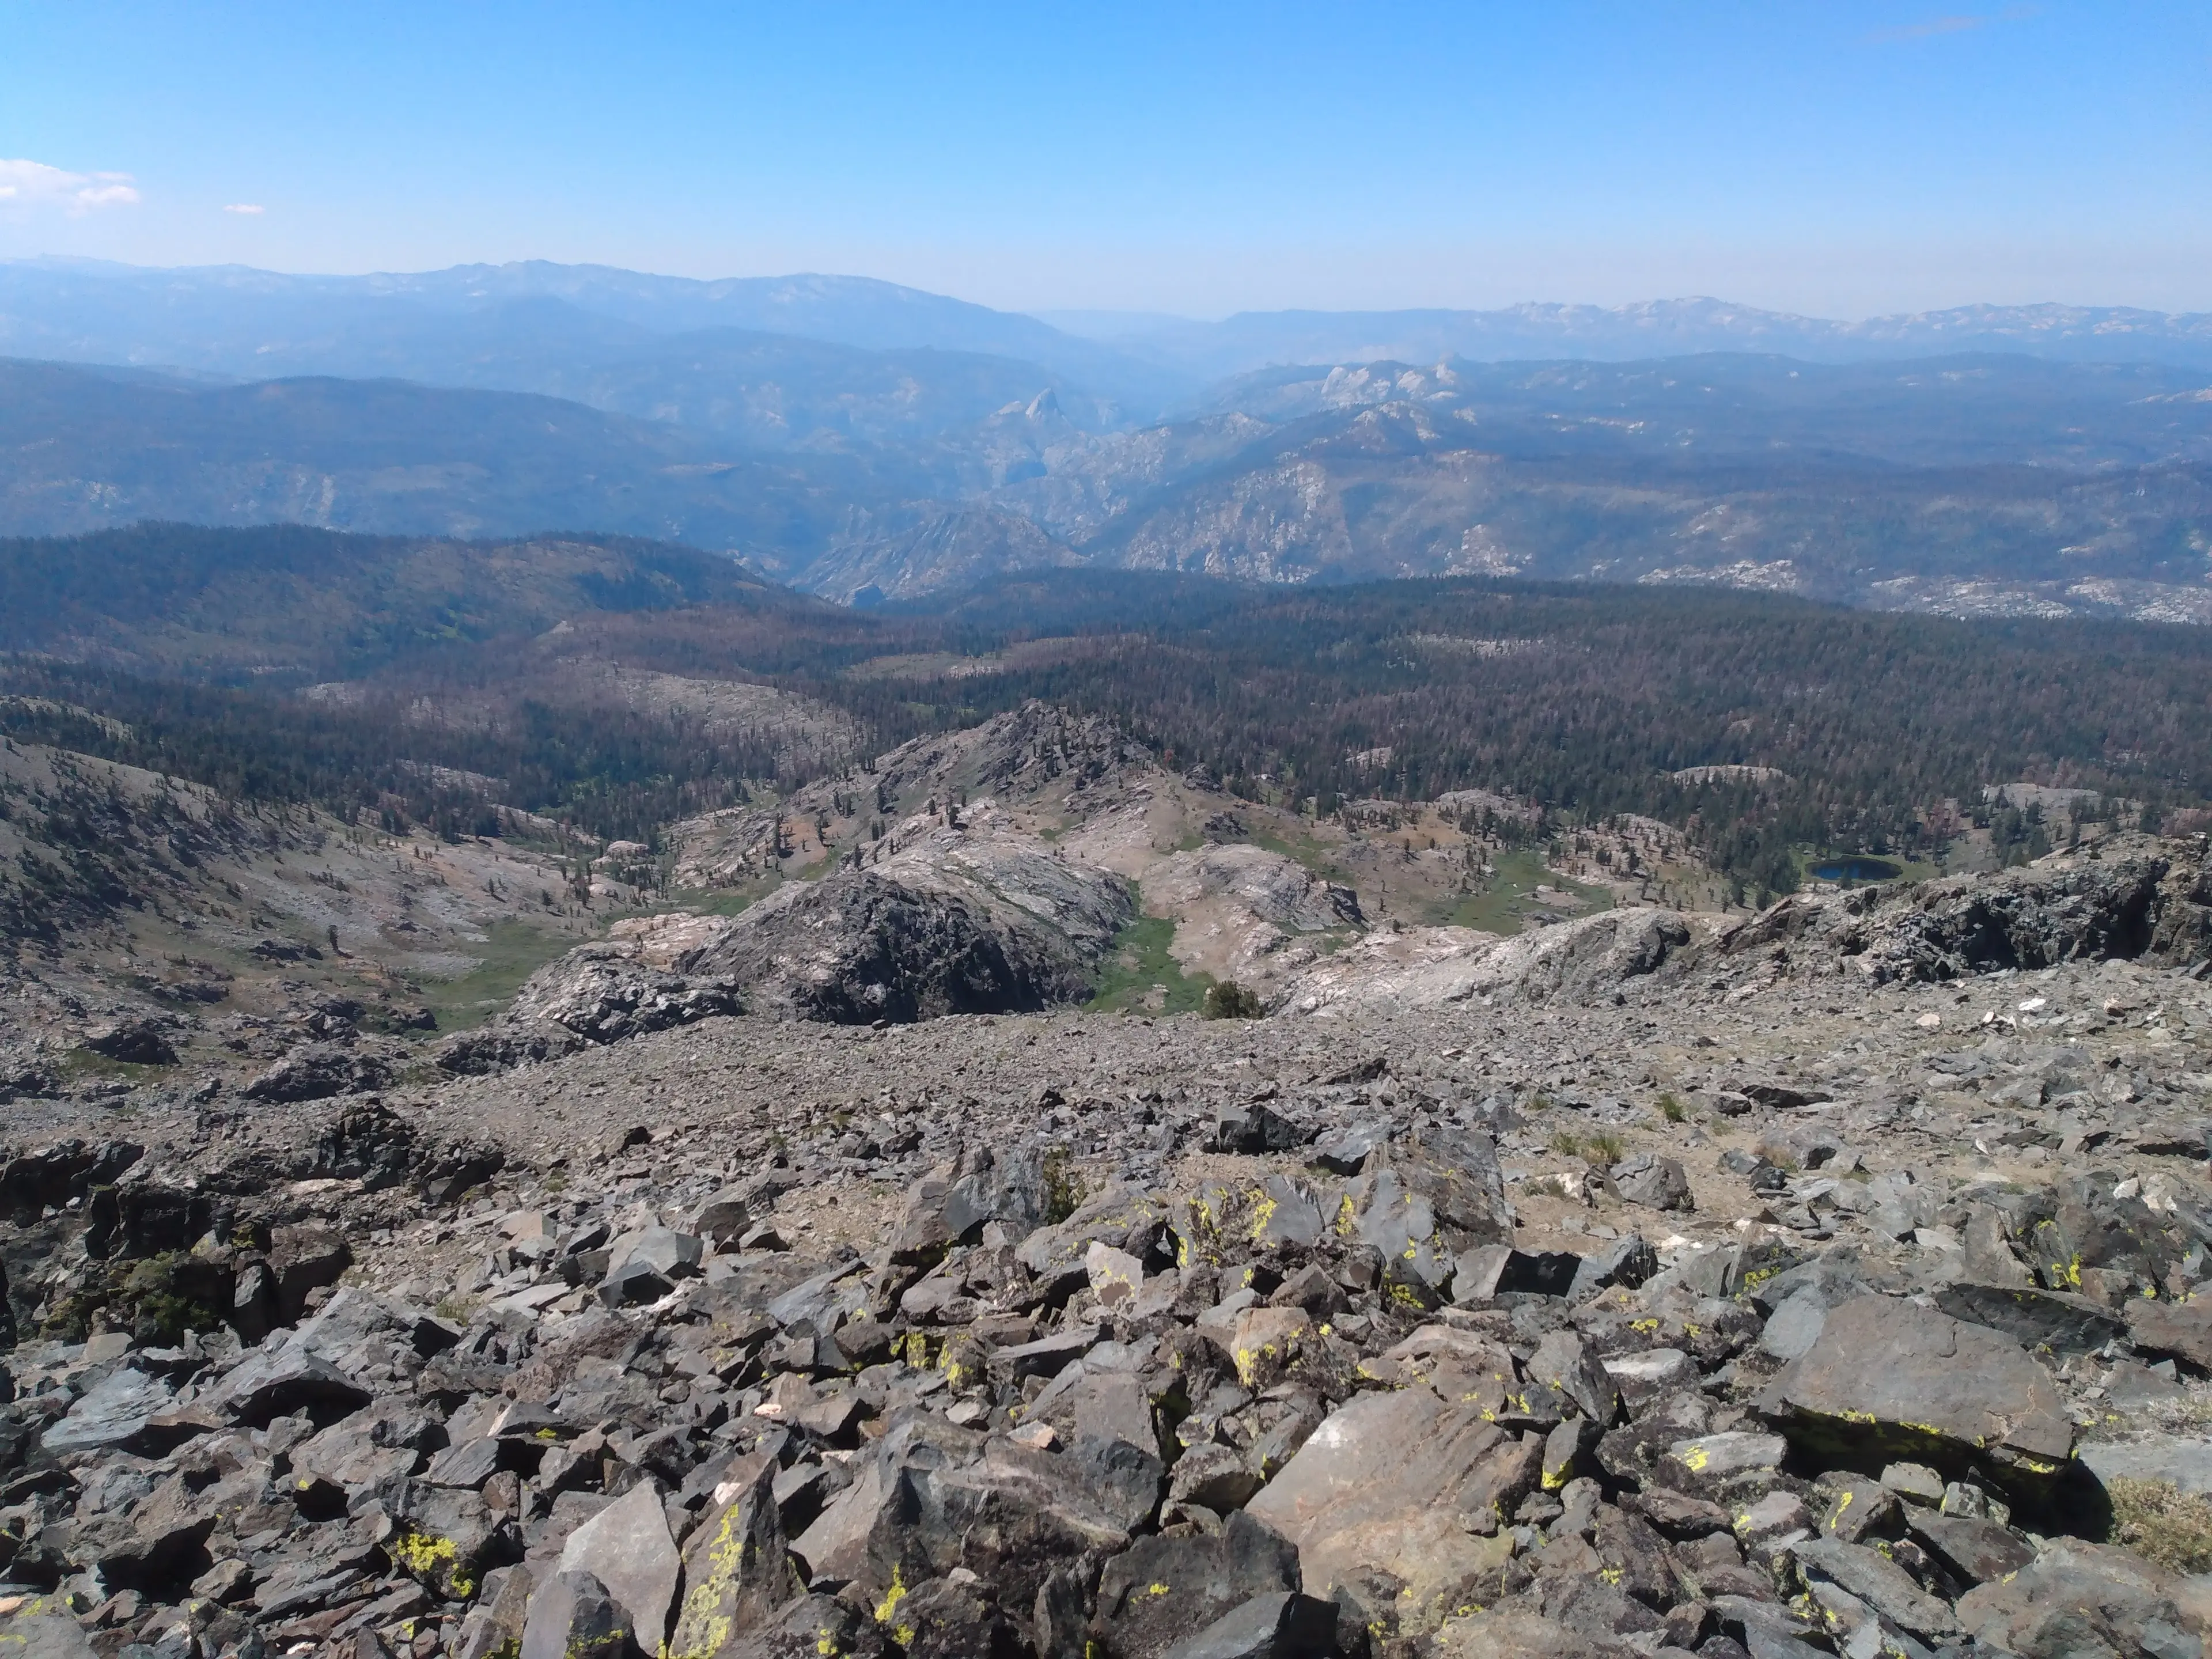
1202, 980, 1264, 1020
2109, 1478, 2212, 1574
1041, 1145, 1084, 1225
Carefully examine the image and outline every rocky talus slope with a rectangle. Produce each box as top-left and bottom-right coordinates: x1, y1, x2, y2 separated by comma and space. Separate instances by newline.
0, 843, 2209, 1656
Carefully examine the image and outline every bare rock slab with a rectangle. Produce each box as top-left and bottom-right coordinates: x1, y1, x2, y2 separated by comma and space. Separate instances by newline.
1756, 1294, 2072, 1491
1244, 1387, 1530, 1627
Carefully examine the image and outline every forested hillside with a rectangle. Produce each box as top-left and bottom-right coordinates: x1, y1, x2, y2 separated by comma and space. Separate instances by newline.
3, 528, 2207, 890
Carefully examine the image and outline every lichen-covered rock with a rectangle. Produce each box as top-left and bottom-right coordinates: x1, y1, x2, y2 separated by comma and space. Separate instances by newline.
669, 1459, 805, 1658
1094, 1512, 1301, 1659
1756, 1294, 2073, 1492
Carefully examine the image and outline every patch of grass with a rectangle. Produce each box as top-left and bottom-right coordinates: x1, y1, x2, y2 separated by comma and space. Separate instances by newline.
1550, 1130, 1584, 1158
1446, 849, 1614, 938
1526, 1175, 1570, 1199
1586, 1130, 1626, 1162
2108, 1478, 2212, 1574
1658, 1093, 1687, 1124
416, 918, 586, 1032
679, 883, 772, 918
1247, 826, 1354, 885
1089, 906, 1212, 1016
60, 1051, 165, 1084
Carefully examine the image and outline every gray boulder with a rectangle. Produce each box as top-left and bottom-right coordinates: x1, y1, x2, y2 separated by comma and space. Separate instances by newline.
1245, 1387, 1533, 1631
40, 1365, 175, 1456
0, 1597, 97, 1659
1756, 1294, 2073, 1493
1955, 1541, 2207, 1659
1095, 1511, 1301, 1659
510, 950, 743, 1044
691, 829, 1136, 1023
1906, 1509, 2036, 1586
1609, 1153, 1692, 1211
243, 1041, 392, 1102
1791, 1535, 1957, 1641
2127, 1296, 2212, 1373
1933, 1281, 2126, 1354
556, 1480, 681, 1653
1161, 1592, 1338, 1659
212, 1342, 373, 1427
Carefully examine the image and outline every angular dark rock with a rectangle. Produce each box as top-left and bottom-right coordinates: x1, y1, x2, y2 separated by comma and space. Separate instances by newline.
1955, 1541, 2205, 1659
2126, 1295, 2212, 1373
1906, 1509, 2035, 1585
82, 1017, 177, 1066
1160, 1592, 1338, 1659
1213, 1100, 1310, 1155
556, 1480, 680, 1655
520, 1569, 636, 1659
1790, 1535, 1956, 1639
669, 1458, 805, 1657
40, 1365, 176, 1456
1933, 1281, 2127, 1354
1611, 1154, 1694, 1211
1311, 1119, 1389, 1176
1455, 1244, 1582, 1302
1096, 1511, 1302, 1659
244, 1041, 391, 1103
1245, 1387, 1532, 1620
0, 1594, 100, 1659
1756, 1294, 2073, 1492
213, 1343, 373, 1427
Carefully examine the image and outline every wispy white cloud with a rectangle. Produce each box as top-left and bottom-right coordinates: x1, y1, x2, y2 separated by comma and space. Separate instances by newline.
1867, 15, 1987, 44
1866, 6, 2035, 44
222, 203, 265, 215
0, 158, 141, 213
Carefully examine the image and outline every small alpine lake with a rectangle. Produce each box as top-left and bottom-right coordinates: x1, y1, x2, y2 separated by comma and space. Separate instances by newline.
1809, 855, 1904, 883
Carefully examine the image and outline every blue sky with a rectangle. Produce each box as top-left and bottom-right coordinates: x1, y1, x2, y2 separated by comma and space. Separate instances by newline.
3, 2, 2206, 317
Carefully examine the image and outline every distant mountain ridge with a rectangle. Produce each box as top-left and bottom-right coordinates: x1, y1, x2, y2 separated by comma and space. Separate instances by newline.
0, 257, 1181, 418
7, 349, 2212, 625
1081, 296, 2212, 378
6, 259, 2212, 627
9, 259, 2212, 405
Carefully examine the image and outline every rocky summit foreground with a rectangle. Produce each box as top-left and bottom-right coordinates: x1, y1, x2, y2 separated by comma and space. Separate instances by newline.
1, 842, 2211, 1658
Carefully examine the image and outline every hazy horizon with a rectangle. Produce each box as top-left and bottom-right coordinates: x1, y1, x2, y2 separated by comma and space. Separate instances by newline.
5, 3, 2209, 319
7, 251, 2211, 335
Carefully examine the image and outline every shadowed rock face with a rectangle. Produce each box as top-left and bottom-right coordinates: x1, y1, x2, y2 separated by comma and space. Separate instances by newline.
469, 818, 1135, 1039
1693, 853, 2211, 987
695, 854, 1131, 1024
685, 819, 1135, 1024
